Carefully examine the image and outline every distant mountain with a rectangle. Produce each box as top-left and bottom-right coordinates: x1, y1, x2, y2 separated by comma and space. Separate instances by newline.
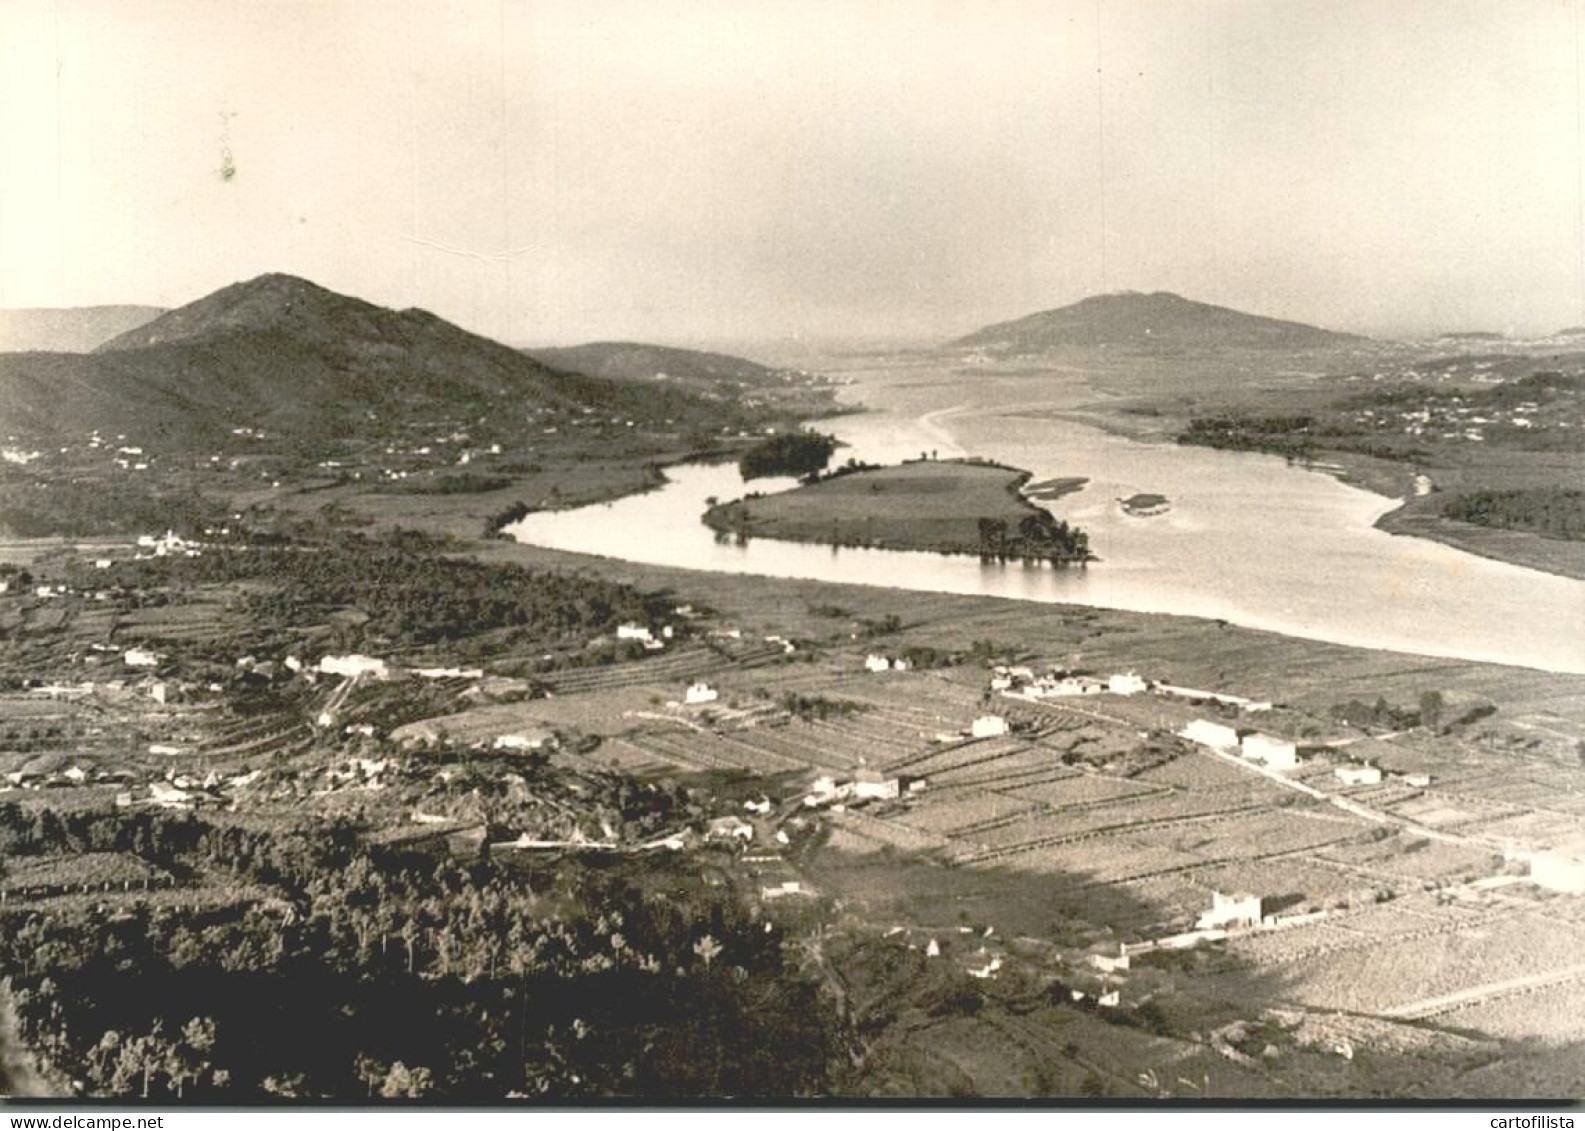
952, 291, 1365, 353
1438, 331, 1505, 342
0, 274, 716, 450
0, 305, 164, 353
1554, 327, 1585, 339
524, 341, 786, 390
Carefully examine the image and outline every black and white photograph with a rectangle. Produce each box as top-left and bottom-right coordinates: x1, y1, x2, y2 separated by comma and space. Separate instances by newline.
1, 0, 1584, 1109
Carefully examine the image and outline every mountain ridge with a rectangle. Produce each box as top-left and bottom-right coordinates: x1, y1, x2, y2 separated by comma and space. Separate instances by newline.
1, 274, 722, 450
952, 291, 1365, 353
523, 340, 784, 387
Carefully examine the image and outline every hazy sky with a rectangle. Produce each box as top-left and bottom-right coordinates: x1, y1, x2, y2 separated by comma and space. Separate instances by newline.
3, 0, 1583, 344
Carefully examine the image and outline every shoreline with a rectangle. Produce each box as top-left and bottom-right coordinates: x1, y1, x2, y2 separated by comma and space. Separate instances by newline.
1023, 404, 1585, 582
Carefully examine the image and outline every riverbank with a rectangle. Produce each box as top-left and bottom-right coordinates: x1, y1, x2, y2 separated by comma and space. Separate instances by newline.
701, 458, 1090, 561
1019, 402, 1585, 581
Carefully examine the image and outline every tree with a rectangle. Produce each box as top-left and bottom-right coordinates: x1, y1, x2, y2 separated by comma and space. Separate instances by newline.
693, 934, 723, 969
1419, 690, 1445, 730
168, 1017, 217, 1099
379, 1061, 434, 1098
354, 1054, 386, 1098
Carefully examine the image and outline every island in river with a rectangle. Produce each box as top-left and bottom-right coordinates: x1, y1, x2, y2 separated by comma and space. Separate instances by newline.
702, 457, 1093, 563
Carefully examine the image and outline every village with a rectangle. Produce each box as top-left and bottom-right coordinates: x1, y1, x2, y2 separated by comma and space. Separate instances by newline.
5, 521, 1585, 1089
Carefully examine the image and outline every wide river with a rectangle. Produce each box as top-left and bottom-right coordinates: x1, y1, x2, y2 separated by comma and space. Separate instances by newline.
512, 358, 1585, 674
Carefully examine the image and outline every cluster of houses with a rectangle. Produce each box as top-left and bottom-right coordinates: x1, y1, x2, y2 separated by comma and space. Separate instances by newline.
992, 667, 1278, 717
133, 530, 202, 559
616, 622, 673, 651
993, 666, 1148, 699
1177, 719, 1299, 770
1350, 393, 1548, 444
864, 654, 910, 673
803, 767, 916, 808
5, 763, 135, 791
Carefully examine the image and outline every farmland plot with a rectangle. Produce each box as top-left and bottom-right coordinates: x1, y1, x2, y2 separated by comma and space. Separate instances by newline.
1135, 753, 1252, 790
625, 728, 805, 774
1015, 772, 1173, 809
1315, 832, 1500, 884
827, 809, 952, 854
1269, 911, 1585, 1017
893, 736, 1036, 777
1445, 975, 1585, 1042
727, 724, 864, 771
892, 790, 1043, 835
579, 736, 679, 776
1006, 835, 1211, 884
1143, 808, 1364, 864
1190, 855, 1380, 910
1451, 810, 1585, 852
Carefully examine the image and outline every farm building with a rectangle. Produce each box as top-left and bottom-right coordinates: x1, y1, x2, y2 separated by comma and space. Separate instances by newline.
1240, 732, 1298, 769
319, 654, 389, 679
1196, 890, 1264, 930
1089, 951, 1131, 974
806, 774, 844, 805
1529, 854, 1585, 894
124, 647, 160, 668
864, 654, 907, 672
414, 666, 484, 679
1403, 772, 1431, 788
616, 623, 655, 643
1178, 719, 1239, 752
761, 880, 806, 900
1107, 672, 1148, 696
852, 768, 901, 801
707, 815, 755, 842
684, 682, 719, 705
493, 730, 555, 752
1335, 764, 1382, 787
971, 714, 1009, 739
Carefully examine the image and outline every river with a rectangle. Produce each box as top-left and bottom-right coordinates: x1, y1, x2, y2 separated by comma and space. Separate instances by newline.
510, 356, 1585, 674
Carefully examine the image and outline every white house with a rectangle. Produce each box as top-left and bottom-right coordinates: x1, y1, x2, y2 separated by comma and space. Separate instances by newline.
1178, 719, 1239, 752
1529, 854, 1585, 895
616, 623, 655, 643
124, 648, 160, 669
319, 654, 389, 679
494, 731, 554, 752
1240, 732, 1298, 770
804, 774, 852, 807
1107, 672, 1148, 696
1335, 764, 1382, 787
685, 682, 719, 705
852, 768, 901, 802
1404, 772, 1431, 788
707, 815, 755, 842
761, 880, 805, 900
1089, 952, 1131, 974
1197, 890, 1263, 931
971, 714, 1009, 739
414, 666, 484, 680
